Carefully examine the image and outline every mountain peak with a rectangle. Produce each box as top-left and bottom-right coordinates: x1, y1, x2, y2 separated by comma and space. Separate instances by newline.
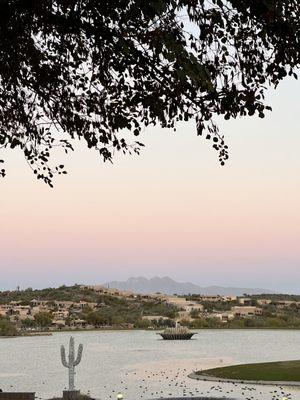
104, 276, 275, 296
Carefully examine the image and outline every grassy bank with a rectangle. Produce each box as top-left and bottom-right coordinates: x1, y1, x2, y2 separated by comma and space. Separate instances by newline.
198, 360, 300, 382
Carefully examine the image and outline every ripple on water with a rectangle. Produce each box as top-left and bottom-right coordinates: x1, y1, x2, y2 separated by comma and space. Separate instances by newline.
0, 330, 300, 400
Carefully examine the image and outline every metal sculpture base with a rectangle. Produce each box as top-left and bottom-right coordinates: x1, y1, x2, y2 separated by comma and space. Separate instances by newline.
63, 390, 80, 400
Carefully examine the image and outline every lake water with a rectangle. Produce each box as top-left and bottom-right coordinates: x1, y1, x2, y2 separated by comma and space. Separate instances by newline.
1, 330, 300, 400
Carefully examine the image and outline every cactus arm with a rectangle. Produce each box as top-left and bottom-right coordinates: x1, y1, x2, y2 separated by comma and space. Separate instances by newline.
61, 345, 69, 368
74, 344, 83, 366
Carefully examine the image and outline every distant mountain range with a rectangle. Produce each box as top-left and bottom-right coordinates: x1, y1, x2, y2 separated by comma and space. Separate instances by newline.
104, 276, 275, 296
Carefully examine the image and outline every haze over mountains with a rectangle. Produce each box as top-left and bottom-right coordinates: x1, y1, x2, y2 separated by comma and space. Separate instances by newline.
104, 276, 275, 296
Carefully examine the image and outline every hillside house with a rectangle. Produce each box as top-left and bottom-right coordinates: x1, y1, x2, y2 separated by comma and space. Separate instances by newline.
231, 306, 262, 318
238, 297, 252, 305
30, 299, 48, 307
213, 312, 235, 322
257, 299, 272, 305
199, 295, 221, 302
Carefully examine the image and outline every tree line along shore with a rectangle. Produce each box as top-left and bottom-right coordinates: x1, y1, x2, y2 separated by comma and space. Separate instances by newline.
1, 285, 300, 336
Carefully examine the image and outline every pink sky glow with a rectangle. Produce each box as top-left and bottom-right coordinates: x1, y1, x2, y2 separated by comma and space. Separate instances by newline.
1, 78, 300, 292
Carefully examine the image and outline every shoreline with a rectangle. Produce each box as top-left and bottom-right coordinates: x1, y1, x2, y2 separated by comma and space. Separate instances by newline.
188, 371, 300, 388
22, 326, 300, 333
3, 326, 300, 339
47, 326, 300, 332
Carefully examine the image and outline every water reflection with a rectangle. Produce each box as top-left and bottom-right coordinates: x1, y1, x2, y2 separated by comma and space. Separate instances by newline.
0, 330, 299, 400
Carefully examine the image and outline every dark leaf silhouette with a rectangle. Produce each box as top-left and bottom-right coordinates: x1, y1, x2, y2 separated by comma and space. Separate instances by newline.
0, 0, 299, 185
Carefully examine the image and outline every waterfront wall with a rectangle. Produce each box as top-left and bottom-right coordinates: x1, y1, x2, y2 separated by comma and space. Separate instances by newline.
0, 393, 35, 400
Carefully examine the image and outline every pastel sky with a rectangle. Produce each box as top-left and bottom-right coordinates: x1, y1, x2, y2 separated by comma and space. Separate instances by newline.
1, 77, 299, 293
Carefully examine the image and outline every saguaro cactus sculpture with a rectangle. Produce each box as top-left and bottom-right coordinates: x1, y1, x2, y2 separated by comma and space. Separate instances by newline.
61, 336, 83, 391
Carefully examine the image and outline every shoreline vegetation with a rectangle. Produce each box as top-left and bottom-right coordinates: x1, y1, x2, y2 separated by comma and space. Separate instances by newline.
192, 360, 300, 386
4, 325, 300, 340
2, 285, 300, 336
49, 395, 94, 400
